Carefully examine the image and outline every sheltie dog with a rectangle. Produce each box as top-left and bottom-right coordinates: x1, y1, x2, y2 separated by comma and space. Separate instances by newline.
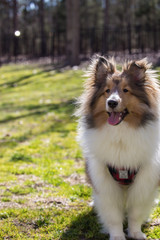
76, 55, 160, 240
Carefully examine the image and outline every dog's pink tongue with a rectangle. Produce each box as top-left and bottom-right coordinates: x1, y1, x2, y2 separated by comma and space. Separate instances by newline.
108, 112, 121, 125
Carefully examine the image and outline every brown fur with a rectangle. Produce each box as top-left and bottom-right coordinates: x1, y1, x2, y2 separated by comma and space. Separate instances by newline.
77, 55, 160, 129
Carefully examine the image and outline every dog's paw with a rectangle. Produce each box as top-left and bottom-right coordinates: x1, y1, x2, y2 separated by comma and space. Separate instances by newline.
128, 231, 146, 239
110, 235, 126, 240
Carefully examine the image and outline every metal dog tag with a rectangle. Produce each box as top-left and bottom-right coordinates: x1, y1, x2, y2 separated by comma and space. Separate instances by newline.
119, 170, 128, 179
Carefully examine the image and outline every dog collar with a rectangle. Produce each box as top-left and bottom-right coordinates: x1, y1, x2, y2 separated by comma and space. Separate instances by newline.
108, 165, 138, 185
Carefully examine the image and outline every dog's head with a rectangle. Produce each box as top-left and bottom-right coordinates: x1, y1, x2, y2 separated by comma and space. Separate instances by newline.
79, 56, 159, 128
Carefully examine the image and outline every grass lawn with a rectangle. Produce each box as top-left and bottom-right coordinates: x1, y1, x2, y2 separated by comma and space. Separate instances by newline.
0, 63, 159, 240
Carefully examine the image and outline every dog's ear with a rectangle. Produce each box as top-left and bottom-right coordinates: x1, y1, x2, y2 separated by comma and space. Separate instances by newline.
94, 56, 115, 85
124, 58, 150, 83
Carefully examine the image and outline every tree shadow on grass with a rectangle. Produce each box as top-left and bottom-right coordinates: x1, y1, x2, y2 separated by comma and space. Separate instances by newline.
60, 209, 108, 240
0, 71, 44, 88
0, 74, 32, 88
0, 99, 75, 124
0, 99, 76, 149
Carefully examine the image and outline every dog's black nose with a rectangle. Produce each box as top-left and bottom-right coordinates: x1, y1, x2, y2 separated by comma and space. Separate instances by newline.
108, 100, 118, 109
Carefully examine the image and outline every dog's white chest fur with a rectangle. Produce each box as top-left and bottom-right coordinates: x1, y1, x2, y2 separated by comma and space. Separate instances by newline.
78, 121, 160, 169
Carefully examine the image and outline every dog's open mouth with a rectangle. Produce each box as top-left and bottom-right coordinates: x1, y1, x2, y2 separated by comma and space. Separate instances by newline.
107, 109, 129, 126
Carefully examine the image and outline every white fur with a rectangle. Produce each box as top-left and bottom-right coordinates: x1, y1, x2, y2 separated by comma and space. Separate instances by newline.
77, 119, 160, 240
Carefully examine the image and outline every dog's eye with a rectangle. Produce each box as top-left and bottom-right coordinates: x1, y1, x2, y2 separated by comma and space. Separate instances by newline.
123, 89, 129, 93
106, 89, 110, 93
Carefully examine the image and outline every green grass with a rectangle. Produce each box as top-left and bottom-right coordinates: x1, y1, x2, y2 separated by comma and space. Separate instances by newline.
0, 63, 159, 239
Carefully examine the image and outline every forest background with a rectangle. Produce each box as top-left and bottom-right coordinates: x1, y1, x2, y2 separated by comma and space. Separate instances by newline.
1, 0, 160, 66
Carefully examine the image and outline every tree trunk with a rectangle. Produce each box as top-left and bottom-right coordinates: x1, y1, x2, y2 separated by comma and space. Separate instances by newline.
13, 0, 18, 58
125, 0, 132, 54
39, 0, 46, 57
66, 0, 80, 66
102, 0, 109, 54
104, 0, 109, 28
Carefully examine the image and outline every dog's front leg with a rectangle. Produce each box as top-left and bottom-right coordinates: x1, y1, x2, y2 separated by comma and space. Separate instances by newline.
127, 164, 159, 240
94, 191, 126, 240
127, 201, 149, 240
87, 158, 126, 240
